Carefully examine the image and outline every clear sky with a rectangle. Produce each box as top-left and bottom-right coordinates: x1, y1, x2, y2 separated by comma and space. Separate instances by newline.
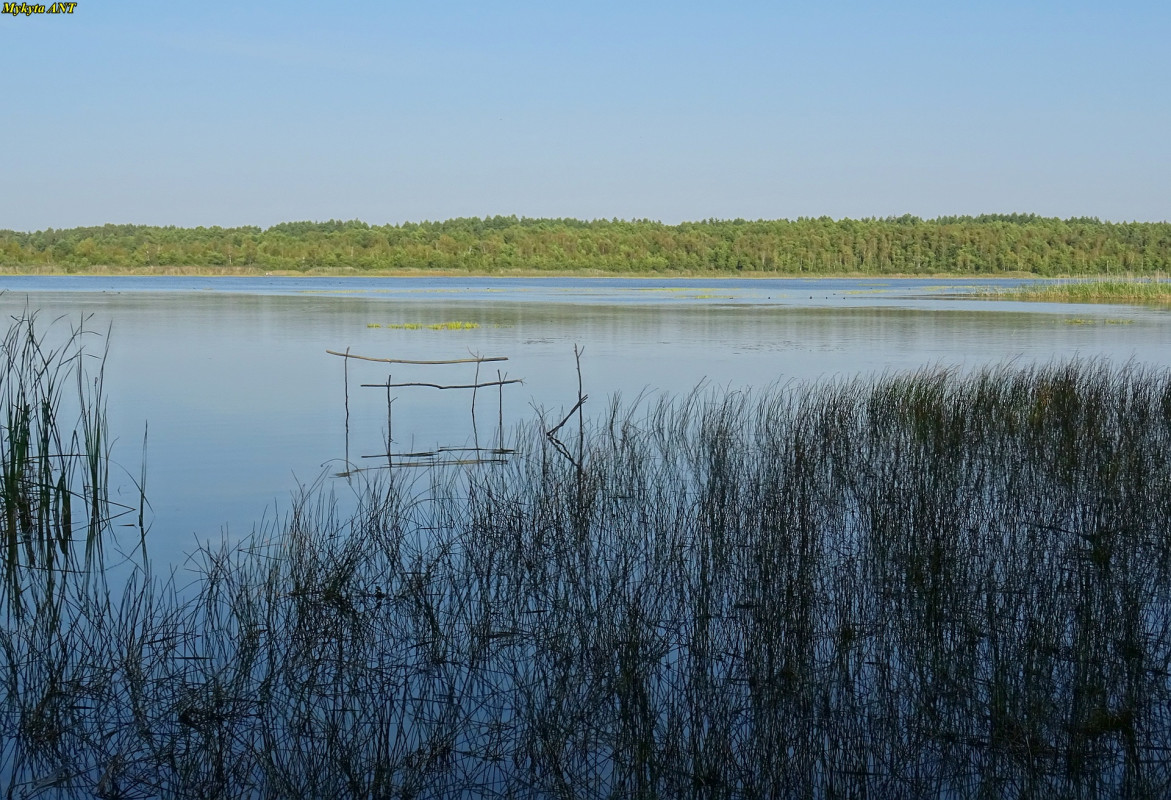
2, 1, 1168, 231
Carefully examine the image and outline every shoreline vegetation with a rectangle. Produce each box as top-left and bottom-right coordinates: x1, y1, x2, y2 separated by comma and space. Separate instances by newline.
2, 213, 1169, 278
4, 315, 1171, 797
979, 277, 1171, 305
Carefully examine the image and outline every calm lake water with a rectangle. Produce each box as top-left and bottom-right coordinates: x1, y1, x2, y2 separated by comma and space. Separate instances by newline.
2, 275, 1169, 565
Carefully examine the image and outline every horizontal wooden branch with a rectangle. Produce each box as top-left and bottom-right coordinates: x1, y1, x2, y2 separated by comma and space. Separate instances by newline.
357, 458, 510, 468
360, 379, 523, 390
327, 350, 507, 365
361, 447, 515, 459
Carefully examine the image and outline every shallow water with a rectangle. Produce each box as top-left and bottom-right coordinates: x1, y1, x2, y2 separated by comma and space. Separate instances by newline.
2, 276, 1168, 565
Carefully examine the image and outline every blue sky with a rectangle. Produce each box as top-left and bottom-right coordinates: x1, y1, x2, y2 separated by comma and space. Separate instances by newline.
2, 1, 1168, 230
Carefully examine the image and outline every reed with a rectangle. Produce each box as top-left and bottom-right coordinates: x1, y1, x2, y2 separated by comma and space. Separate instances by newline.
3, 338, 1171, 797
986, 277, 1171, 305
0, 311, 137, 617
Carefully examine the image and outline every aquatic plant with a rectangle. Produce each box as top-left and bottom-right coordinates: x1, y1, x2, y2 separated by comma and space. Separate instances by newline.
376, 322, 481, 330
3, 344, 1171, 797
986, 278, 1171, 305
0, 311, 141, 618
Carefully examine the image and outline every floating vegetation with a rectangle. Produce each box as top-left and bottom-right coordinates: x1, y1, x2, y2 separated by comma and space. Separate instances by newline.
4, 330, 1171, 796
1063, 318, 1137, 326
371, 321, 482, 331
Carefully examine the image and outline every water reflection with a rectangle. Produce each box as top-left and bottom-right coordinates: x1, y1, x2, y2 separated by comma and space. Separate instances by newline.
1, 278, 1168, 566
5, 360, 1170, 798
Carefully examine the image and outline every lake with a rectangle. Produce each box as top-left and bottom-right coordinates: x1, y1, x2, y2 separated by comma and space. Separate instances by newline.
2, 275, 1168, 566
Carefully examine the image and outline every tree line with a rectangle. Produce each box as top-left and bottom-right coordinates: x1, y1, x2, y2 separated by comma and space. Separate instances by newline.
2, 214, 1168, 275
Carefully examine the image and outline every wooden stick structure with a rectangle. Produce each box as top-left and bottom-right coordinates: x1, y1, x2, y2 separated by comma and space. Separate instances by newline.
545, 345, 587, 472
332, 347, 520, 470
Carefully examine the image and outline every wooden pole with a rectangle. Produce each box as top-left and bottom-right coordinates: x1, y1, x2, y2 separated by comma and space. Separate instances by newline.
471, 358, 481, 449
343, 346, 350, 471
391, 374, 400, 473
497, 369, 505, 453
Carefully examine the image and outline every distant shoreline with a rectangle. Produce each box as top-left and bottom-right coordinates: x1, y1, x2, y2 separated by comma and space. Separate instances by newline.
0, 265, 1080, 280
4, 216, 1167, 277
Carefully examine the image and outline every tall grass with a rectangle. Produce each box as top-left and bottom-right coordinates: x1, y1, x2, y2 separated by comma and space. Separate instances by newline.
3, 332, 1171, 797
0, 311, 137, 617
985, 277, 1171, 304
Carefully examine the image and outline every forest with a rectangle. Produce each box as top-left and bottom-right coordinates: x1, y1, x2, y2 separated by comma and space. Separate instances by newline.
1, 214, 1169, 275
